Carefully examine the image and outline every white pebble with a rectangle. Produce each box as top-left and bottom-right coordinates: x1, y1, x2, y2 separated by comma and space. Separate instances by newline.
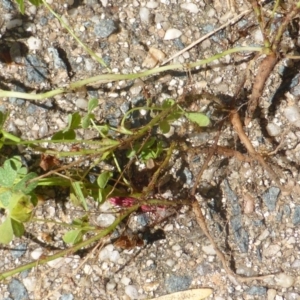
106, 281, 116, 291
267, 289, 277, 300
139, 7, 151, 24
99, 245, 114, 261
27, 37, 42, 50
274, 273, 295, 288
180, 3, 199, 13
253, 29, 264, 43
166, 259, 175, 267
266, 122, 281, 136
83, 264, 92, 275
109, 250, 120, 263
47, 257, 64, 268
6, 19, 22, 29
202, 244, 216, 255
172, 244, 181, 251
121, 276, 131, 285
283, 105, 300, 123
23, 277, 36, 292
125, 285, 139, 299
164, 28, 182, 40
75, 98, 88, 109
142, 47, 166, 68
31, 248, 43, 260
146, 1, 158, 8
263, 244, 281, 257
96, 213, 115, 227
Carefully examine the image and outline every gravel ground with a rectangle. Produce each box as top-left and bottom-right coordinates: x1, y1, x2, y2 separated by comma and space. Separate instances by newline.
1, 0, 300, 299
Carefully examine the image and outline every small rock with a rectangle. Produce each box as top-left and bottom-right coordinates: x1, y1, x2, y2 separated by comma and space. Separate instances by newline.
96, 213, 115, 227
246, 286, 267, 296
75, 98, 88, 109
165, 259, 175, 267
27, 37, 42, 50
261, 187, 280, 212
285, 292, 300, 300
180, 3, 199, 13
139, 7, 151, 24
121, 276, 131, 285
11, 243, 27, 259
266, 122, 281, 136
8, 278, 29, 300
31, 248, 43, 260
59, 294, 74, 300
263, 244, 281, 258
165, 275, 192, 293
10, 42, 22, 64
94, 20, 117, 38
274, 273, 295, 288
292, 205, 300, 225
109, 250, 120, 263
39, 121, 49, 137
146, 1, 158, 8
9, 85, 26, 106
142, 47, 166, 68
22, 277, 36, 292
48, 47, 67, 69
202, 244, 216, 255
164, 28, 182, 40
125, 285, 139, 299
230, 216, 249, 253
6, 19, 22, 29
284, 105, 300, 124
98, 244, 114, 261
196, 261, 213, 276
47, 257, 64, 268
25, 54, 48, 83
106, 281, 116, 291
267, 289, 277, 300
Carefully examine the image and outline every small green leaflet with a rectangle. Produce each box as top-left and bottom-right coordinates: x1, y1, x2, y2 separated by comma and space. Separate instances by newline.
184, 112, 210, 127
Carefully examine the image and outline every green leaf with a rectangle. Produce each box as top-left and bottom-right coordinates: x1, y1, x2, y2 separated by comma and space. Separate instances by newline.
184, 112, 210, 127
97, 171, 113, 189
81, 114, 91, 129
71, 182, 88, 211
10, 194, 34, 222
66, 112, 81, 131
15, 0, 25, 14
0, 111, 8, 129
162, 99, 175, 108
63, 229, 83, 244
0, 189, 13, 208
0, 217, 13, 244
13, 172, 38, 194
0, 159, 18, 187
28, 0, 43, 6
98, 186, 113, 203
159, 120, 170, 134
51, 129, 76, 140
72, 215, 89, 226
88, 98, 98, 113
11, 219, 25, 237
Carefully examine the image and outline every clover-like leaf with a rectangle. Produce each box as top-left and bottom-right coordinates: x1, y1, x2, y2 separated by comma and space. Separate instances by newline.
13, 172, 38, 194
184, 112, 210, 127
11, 219, 25, 237
97, 171, 113, 189
0, 217, 14, 244
63, 229, 83, 244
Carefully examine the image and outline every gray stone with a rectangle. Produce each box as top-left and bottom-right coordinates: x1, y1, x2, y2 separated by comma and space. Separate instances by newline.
94, 20, 117, 38
2, 0, 14, 10
165, 275, 192, 293
25, 55, 48, 83
293, 206, 300, 225
59, 294, 74, 300
8, 278, 29, 300
231, 215, 249, 253
9, 85, 26, 106
11, 243, 27, 259
223, 179, 241, 216
48, 47, 67, 69
261, 186, 280, 211
246, 286, 267, 295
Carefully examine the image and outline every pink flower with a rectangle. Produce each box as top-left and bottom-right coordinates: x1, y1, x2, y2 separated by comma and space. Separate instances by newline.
109, 196, 136, 207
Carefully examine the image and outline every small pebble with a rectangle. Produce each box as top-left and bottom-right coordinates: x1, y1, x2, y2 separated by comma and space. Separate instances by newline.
292, 205, 300, 225
267, 289, 277, 300
284, 105, 300, 124
8, 279, 29, 300
59, 294, 74, 300
202, 244, 216, 255
164, 28, 182, 40
139, 7, 151, 24
75, 98, 88, 109
261, 187, 280, 212
96, 213, 115, 227
246, 286, 267, 296
266, 122, 281, 136
22, 277, 36, 292
165, 275, 192, 293
31, 248, 43, 260
94, 20, 117, 38
6, 19, 22, 29
146, 0, 158, 8
125, 285, 139, 299
180, 3, 199, 13
98, 244, 114, 261
47, 257, 64, 268
11, 243, 27, 259
27, 37, 42, 50
274, 273, 295, 288
121, 276, 131, 285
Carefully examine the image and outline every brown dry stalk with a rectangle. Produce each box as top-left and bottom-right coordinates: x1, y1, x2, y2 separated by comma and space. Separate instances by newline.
246, 52, 278, 122
192, 199, 276, 283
